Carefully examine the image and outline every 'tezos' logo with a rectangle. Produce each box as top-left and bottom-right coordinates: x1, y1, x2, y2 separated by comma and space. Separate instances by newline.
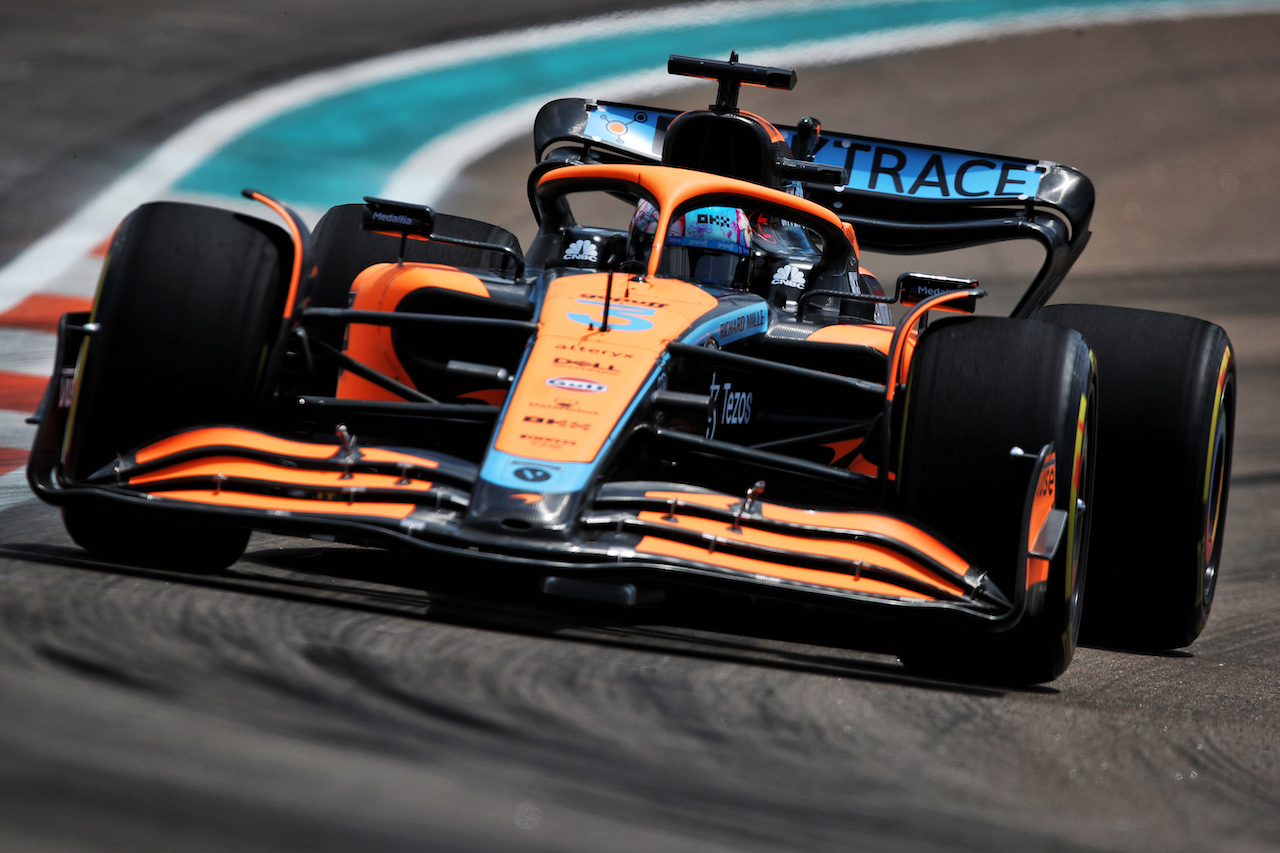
706, 371, 753, 439
546, 376, 608, 393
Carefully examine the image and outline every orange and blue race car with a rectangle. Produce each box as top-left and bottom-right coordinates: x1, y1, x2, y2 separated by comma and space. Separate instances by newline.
28, 54, 1235, 684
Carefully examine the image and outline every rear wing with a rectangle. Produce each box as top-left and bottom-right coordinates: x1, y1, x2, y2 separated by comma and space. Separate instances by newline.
533, 98, 1093, 317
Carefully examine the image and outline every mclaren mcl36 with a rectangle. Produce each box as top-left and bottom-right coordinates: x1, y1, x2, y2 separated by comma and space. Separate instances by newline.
29, 54, 1235, 684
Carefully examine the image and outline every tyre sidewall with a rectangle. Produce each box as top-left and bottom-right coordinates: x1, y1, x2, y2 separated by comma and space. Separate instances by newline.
1037, 304, 1235, 649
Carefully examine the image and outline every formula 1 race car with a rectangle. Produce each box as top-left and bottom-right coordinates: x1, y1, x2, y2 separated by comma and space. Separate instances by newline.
28, 54, 1235, 684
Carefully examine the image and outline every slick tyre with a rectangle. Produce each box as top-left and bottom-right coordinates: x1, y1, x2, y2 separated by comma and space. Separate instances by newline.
1036, 304, 1235, 650
895, 317, 1096, 685
62, 202, 292, 572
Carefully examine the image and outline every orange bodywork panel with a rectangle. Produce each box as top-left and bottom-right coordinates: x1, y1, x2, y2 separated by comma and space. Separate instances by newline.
493, 273, 716, 464
153, 490, 420, 519
636, 536, 936, 599
737, 109, 787, 143
639, 489, 972, 601
805, 322, 899, 354
337, 263, 491, 401
820, 437, 879, 476
244, 190, 308, 318
1025, 452, 1057, 589
129, 456, 434, 494
457, 389, 508, 405
138, 427, 349, 464
133, 427, 441, 471
884, 289, 980, 401
123, 427, 444, 520
806, 323, 912, 425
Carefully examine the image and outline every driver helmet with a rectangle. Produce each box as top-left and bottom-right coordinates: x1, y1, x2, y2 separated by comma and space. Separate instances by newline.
628, 200, 753, 289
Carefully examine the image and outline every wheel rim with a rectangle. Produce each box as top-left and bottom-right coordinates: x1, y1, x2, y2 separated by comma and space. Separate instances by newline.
1066, 384, 1094, 645
1201, 383, 1231, 609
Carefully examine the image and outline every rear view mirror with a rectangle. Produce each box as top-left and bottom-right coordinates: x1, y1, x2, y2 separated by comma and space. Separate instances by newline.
361, 197, 435, 241
897, 272, 979, 314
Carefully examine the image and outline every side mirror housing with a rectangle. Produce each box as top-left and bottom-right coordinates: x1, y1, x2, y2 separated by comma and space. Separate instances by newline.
361, 197, 435, 242
897, 272, 979, 314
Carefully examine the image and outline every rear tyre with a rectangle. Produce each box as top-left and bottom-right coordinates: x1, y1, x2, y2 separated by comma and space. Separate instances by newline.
63, 202, 291, 571
1036, 304, 1235, 650
895, 317, 1096, 684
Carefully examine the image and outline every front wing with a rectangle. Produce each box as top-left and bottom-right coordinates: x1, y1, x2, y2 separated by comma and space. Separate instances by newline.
31, 397, 1061, 633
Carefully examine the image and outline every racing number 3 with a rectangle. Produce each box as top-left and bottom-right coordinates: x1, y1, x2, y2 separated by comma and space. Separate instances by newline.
568, 298, 655, 332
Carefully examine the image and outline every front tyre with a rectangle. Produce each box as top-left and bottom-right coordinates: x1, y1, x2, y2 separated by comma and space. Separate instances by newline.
62, 202, 291, 571
895, 317, 1096, 684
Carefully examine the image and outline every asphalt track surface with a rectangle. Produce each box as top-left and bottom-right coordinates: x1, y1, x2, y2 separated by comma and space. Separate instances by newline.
2, 3, 1280, 852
